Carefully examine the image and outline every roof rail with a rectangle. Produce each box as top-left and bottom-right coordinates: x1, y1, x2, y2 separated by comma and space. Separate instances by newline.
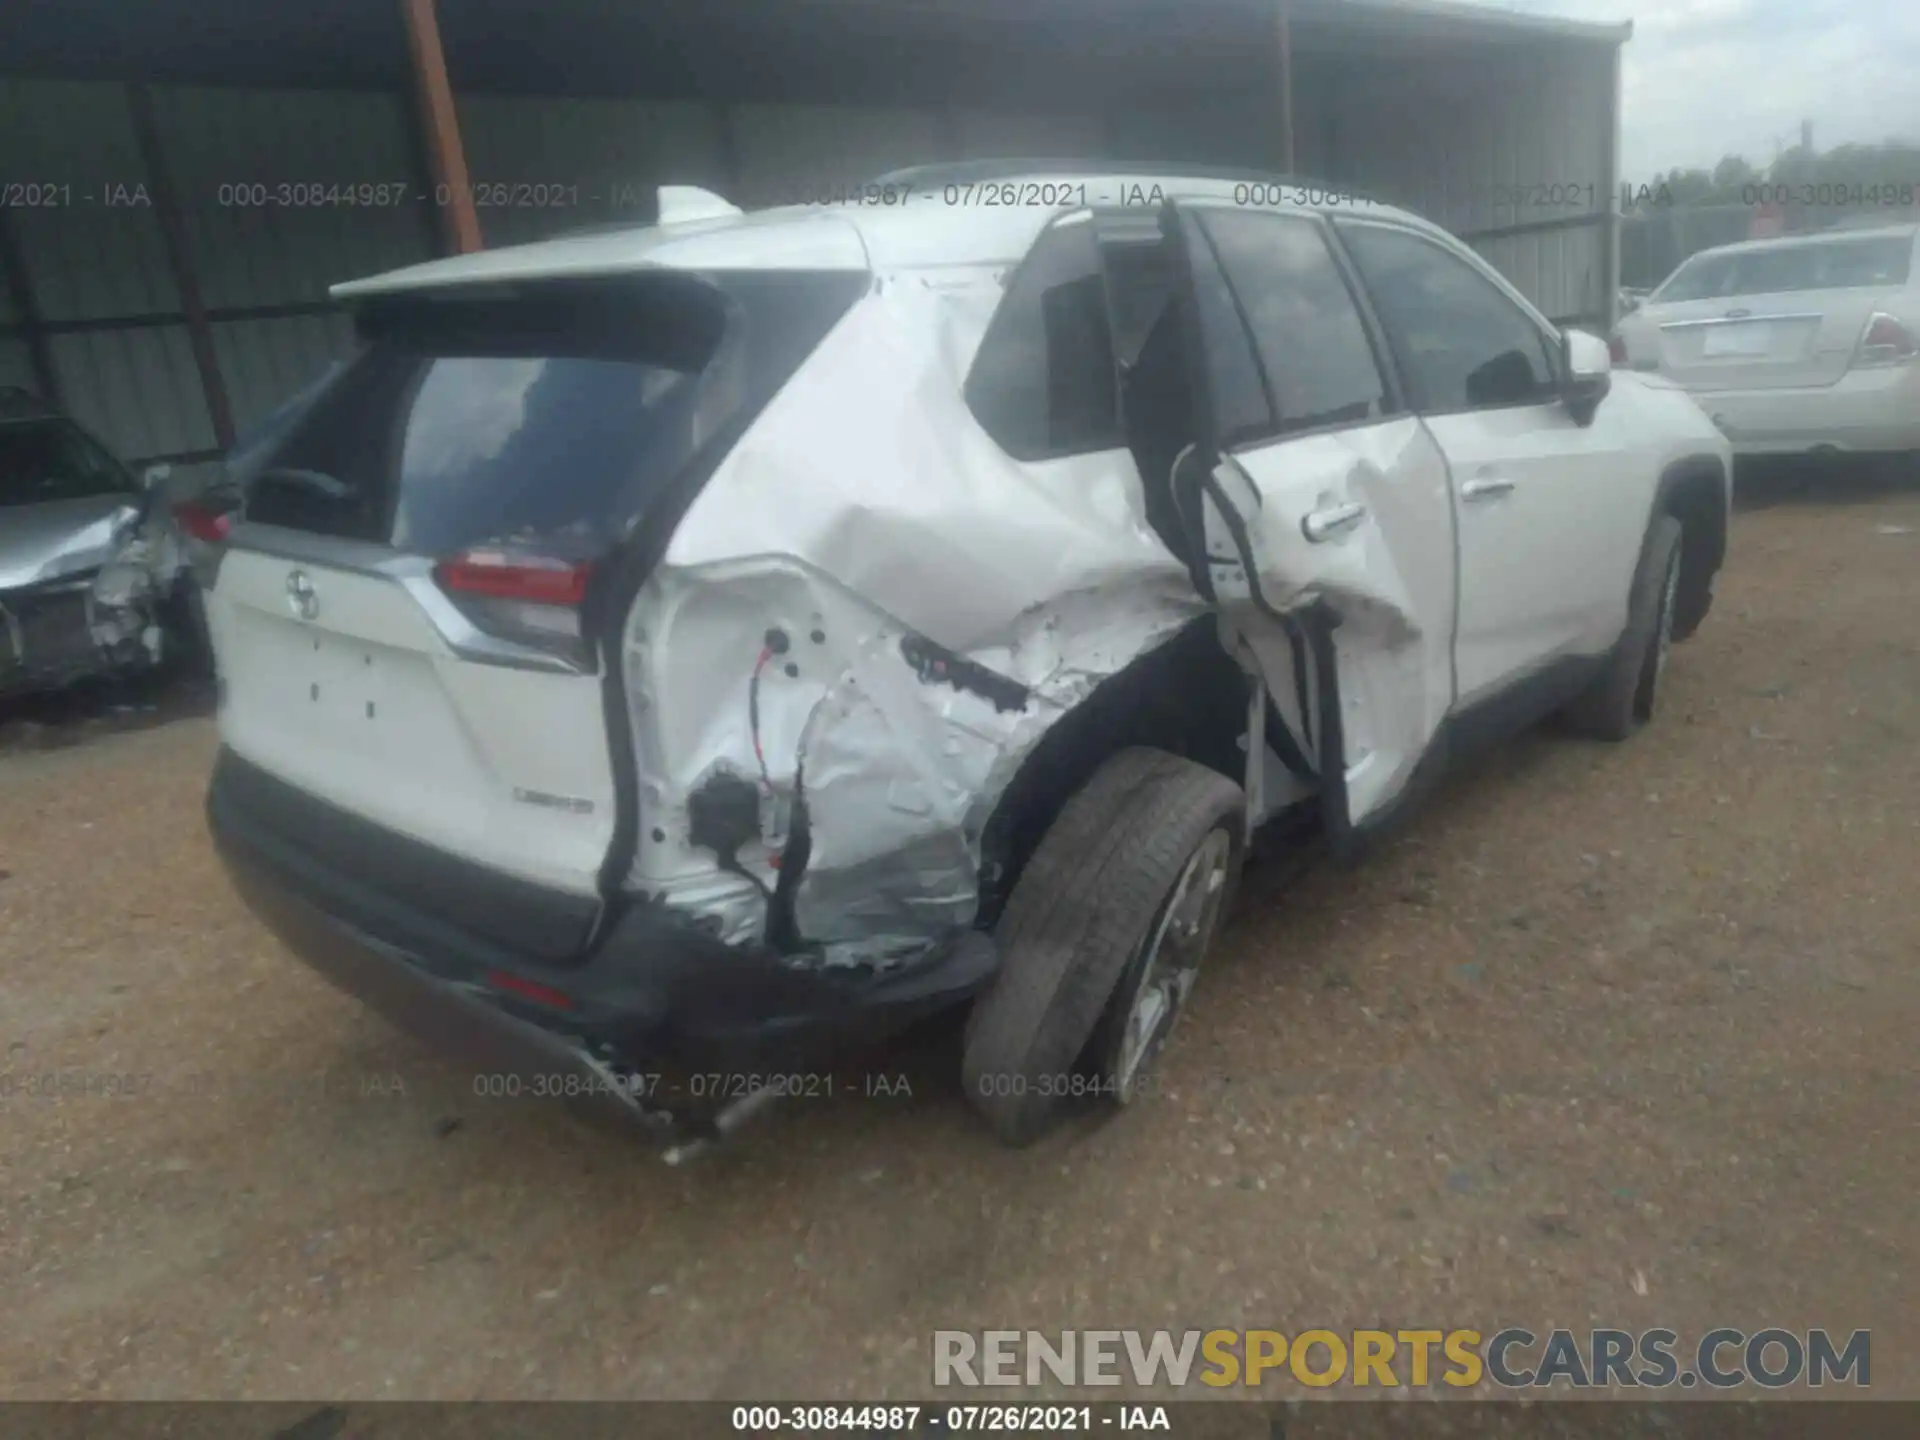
870, 158, 1379, 205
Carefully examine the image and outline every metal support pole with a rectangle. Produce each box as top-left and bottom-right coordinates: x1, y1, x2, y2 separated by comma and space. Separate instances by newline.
1599, 43, 1624, 331
127, 82, 235, 451
401, 0, 483, 254
1276, 0, 1297, 174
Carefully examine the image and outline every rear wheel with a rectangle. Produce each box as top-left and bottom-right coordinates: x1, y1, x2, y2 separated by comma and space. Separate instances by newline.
1561, 513, 1683, 742
960, 748, 1244, 1148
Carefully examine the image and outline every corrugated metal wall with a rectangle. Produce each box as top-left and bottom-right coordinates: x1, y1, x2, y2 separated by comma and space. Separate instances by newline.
0, 79, 433, 493
1319, 40, 1618, 326
1, 80, 213, 483
1, 41, 1616, 483
151, 87, 422, 435
455, 95, 732, 244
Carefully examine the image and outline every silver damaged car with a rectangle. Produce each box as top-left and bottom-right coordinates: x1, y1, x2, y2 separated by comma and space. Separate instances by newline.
0, 387, 188, 698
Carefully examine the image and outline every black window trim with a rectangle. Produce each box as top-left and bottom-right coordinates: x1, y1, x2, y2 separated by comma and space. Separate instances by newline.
1186, 212, 1283, 450
1330, 215, 1569, 421
1175, 202, 1408, 458
962, 207, 1133, 465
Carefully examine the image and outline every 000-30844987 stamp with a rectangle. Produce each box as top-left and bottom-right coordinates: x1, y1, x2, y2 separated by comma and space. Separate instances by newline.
1741, 180, 1917, 209
969, 1069, 1170, 1101
467, 1070, 915, 1102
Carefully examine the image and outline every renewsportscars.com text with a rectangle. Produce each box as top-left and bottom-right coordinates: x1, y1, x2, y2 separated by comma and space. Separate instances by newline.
932, 1327, 1870, 1390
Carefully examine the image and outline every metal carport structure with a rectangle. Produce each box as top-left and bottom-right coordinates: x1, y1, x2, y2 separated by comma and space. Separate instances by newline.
1, 0, 1630, 487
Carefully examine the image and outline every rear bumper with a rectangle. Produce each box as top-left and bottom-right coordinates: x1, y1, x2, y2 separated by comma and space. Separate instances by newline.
207, 747, 996, 1130
1684, 364, 1920, 455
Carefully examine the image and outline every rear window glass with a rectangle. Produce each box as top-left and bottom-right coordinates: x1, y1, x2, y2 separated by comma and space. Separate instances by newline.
1655, 235, 1914, 302
236, 271, 864, 554
1, 419, 135, 508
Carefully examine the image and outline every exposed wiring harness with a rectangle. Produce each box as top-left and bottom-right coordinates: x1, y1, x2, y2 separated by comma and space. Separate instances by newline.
748, 643, 776, 795
740, 626, 796, 892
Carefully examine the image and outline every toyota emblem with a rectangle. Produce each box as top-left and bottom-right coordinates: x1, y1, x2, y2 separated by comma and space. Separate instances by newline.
286, 569, 320, 621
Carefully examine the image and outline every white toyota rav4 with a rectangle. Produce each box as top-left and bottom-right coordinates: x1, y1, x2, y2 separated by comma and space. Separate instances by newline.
203, 164, 1732, 1153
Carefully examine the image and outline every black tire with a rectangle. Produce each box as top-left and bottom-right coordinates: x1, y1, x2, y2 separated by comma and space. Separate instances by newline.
960, 747, 1245, 1148
1560, 513, 1684, 741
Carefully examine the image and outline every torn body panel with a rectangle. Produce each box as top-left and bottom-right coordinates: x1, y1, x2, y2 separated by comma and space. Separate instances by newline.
624, 556, 1208, 970
620, 274, 1213, 969
1197, 415, 1458, 828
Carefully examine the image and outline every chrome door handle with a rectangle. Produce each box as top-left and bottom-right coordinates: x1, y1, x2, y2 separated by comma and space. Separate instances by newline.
1460, 476, 1516, 501
1301, 501, 1368, 543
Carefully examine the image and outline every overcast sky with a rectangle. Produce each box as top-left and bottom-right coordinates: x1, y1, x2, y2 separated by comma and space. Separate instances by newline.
1496, 0, 1920, 181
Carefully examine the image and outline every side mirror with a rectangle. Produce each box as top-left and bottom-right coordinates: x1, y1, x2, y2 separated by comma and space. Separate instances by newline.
1559, 328, 1612, 425
140, 462, 174, 492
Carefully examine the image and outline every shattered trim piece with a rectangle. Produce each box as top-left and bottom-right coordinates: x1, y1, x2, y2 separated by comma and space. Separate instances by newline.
899, 633, 1031, 713
1, 498, 182, 694
616, 275, 1214, 975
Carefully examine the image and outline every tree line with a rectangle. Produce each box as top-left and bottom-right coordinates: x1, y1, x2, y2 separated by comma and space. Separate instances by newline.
1632, 139, 1920, 210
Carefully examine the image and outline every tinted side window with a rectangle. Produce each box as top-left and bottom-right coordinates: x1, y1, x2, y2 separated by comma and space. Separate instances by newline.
1102, 241, 1175, 367
1198, 210, 1388, 435
1, 419, 134, 508
1172, 211, 1275, 448
965, 222, 1121, 459
1338, 223, 1557, 413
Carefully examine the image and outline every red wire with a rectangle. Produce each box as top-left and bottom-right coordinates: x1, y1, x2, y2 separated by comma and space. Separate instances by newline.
750, 646, 773, 791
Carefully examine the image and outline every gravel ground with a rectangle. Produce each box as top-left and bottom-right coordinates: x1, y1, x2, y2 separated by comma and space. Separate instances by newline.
1, 482, 1915, 1402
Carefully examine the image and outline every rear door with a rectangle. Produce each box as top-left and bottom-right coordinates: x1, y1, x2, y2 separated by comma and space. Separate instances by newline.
1642, 231, 1916, 390
206, 271, 851, 960
1156, 199, 1457, 837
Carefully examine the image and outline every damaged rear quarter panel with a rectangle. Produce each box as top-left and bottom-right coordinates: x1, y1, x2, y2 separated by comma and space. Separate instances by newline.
622, 271, 1210, 966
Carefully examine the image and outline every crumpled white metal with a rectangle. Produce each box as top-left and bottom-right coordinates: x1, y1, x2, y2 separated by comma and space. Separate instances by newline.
622, 266, 1210, 967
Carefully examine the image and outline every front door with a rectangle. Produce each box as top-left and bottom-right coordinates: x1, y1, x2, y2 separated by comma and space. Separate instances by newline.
1156, 200, 1458, 837
1333, 218, 1641, 701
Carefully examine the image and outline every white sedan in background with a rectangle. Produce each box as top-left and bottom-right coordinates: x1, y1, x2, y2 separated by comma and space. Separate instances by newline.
1614, 223, 1920, 461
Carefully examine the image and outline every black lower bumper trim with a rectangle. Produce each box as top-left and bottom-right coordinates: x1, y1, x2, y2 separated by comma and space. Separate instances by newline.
208, 747, 999, 1111
210, 748, 598, 964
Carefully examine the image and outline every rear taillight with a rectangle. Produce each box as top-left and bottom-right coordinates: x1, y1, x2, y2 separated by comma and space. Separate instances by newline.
432, 549, 595, 667
1853, 312, 1919, 368
173, 498, 235, 591
172, 499, 232, 544
1850, 312, 1912, 368
1609, 333, 1628, 365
